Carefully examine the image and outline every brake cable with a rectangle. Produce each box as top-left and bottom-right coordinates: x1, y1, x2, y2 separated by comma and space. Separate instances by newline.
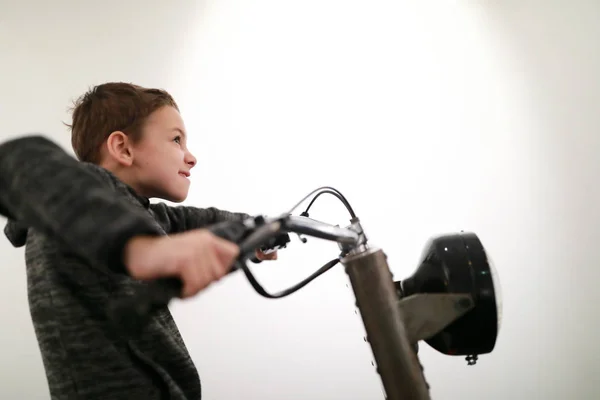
239, 187, 356, 299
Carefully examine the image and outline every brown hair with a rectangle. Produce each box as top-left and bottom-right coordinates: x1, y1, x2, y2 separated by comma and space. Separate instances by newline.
66, 82, 179, 164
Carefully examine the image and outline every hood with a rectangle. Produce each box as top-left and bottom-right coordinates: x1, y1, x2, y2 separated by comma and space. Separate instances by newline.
4, 219, 29, 247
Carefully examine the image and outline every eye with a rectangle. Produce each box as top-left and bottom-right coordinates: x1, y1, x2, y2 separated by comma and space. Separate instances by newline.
173, 135, 182, 145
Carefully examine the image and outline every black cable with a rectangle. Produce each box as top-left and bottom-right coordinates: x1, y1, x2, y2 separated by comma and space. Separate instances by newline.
286, 186, 356, 219
302, 189, 356, 218
240, 256, 342, 299
240, 186, 356, 299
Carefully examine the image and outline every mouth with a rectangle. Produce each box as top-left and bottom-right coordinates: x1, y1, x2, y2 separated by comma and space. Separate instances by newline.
179, 172, 190, 178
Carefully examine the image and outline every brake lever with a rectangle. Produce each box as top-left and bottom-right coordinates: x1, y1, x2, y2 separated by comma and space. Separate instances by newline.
248, 226, 291, 263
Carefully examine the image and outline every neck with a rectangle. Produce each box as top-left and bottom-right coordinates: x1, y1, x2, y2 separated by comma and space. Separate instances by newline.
99, 161, 147, 197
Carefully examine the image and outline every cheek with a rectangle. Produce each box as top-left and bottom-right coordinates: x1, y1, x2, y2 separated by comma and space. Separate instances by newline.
173, 151, 186, 169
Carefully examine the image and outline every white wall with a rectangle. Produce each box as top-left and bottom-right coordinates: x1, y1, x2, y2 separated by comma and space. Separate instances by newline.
1, 1, 598, 399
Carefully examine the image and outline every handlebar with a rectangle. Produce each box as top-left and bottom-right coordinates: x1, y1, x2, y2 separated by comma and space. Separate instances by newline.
284, 215, 361, 245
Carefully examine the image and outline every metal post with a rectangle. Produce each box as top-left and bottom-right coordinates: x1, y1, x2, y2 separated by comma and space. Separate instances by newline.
343, 248, 430, 400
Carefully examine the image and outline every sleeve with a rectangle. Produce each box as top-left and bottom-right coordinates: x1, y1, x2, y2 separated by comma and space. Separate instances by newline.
0, 135, 164, 271
150, 202, 250, 234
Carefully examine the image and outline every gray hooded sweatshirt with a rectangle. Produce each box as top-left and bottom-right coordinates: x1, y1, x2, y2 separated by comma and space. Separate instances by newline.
0, 135, 248, 400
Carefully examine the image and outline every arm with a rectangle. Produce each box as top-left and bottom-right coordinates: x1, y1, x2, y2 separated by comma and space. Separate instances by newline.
150, 202, 250, 234
150, 204, 278, 262
0, 135, 163, 272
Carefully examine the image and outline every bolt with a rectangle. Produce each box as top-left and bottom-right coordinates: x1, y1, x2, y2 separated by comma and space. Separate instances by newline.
458, 297, 472, 309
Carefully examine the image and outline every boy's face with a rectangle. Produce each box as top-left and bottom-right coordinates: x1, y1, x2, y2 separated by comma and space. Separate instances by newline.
131, 106, 197, 202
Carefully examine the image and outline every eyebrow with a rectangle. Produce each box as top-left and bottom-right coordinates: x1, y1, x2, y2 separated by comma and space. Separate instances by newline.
172, 127, 186, 138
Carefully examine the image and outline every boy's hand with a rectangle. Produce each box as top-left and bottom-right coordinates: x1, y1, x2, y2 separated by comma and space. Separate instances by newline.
123, 229, 240, 298
255, 249, 278, 261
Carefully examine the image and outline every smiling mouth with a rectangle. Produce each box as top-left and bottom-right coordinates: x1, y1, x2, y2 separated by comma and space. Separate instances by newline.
179, 172, 190, 178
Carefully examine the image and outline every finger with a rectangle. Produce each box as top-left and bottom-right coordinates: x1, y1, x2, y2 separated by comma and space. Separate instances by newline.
257, 251, 277, 261
188, 246, 223, 297
213, 237, 240, 268
181, 258, 204, 298
217, 236, 240, 259
207, 244, 229, 280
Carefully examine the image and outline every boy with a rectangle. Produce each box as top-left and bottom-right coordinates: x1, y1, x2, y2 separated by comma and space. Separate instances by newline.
0, 82, 275, 399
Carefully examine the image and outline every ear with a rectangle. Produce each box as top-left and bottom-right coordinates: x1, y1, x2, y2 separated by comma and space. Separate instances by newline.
105, 131, 134, 166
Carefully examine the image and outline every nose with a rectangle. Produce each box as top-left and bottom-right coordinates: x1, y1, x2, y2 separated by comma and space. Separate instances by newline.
184, 150, 197, 169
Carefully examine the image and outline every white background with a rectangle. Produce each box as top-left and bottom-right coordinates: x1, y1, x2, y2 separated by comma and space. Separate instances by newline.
1, 1, 599, 399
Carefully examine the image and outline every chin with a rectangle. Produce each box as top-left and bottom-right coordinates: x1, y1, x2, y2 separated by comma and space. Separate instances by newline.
166, 193, 188, 203
168, 188, 189, 203
156, 182, 189, 203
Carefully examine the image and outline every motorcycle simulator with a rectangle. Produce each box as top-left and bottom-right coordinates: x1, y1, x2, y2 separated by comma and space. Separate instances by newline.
109, 186, 501, 400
